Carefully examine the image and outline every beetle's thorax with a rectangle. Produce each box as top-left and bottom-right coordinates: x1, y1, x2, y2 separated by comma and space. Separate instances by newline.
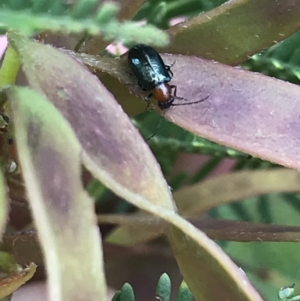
153, 83, 172, 103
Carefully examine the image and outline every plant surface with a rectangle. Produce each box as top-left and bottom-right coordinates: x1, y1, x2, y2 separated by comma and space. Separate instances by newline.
0, 0, 300, 301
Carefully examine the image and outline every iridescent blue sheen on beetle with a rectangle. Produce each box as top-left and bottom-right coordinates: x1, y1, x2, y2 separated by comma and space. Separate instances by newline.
128, 44, 208, 110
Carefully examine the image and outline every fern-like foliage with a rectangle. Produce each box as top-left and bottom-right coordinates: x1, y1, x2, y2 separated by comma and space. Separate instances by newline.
0, 0, 168, 46
111, 273, 193, 301
133, 111, 266, 160
111, 273, 296, 301
243, 31, 300, 85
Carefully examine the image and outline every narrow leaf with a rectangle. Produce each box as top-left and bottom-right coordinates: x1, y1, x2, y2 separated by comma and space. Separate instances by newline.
174, 169, 300, 215
156, 273, 171, 301
167, 218, 263, 301
6, 86, 106, 301
120, 283, 135, 301
70, 51, 300, 170
0, 262, 36, 299
176, 280, 193, 301
8, 32, 176, 213
165, 0, 300, 65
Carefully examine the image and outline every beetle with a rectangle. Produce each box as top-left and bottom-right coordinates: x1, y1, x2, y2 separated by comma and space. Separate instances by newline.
127, 44, 208, 110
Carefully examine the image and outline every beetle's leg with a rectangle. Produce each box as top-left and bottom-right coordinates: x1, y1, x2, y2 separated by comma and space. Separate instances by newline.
145, 111, 166, 141
144, 93, 153, 111
165, 61, 176, 77
165, 61, 176, 70
145, 93, 152, 102
166, 67, 173, 77
170, 85, 184, 100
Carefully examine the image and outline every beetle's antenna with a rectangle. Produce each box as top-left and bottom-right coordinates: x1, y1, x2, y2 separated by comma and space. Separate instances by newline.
145, 113, 165, 141
172, 95, 209, 106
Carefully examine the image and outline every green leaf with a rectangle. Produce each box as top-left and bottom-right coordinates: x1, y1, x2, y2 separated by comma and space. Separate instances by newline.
0, 45, 20, 88
156, 273, 171, 301
111, 291, 121, 301
176, 280, 193, 301
0, 252, 18, 274
0, 2, 168, 46
134, 112, 251, 159
244, 30, 300, 85
120, 283, 135, 301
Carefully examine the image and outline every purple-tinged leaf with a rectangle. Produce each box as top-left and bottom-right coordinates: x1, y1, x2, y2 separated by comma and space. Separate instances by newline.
160, 54, 300, 170
6, 33, 266, 301
64, 49, 147, 116
8, 32, 175, 213
69, 51, 300, 170
164, 0, 300, 65
6, 86, 106, 301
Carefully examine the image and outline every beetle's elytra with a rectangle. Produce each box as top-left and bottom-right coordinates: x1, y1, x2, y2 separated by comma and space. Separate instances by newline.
128, 44, 209, 110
